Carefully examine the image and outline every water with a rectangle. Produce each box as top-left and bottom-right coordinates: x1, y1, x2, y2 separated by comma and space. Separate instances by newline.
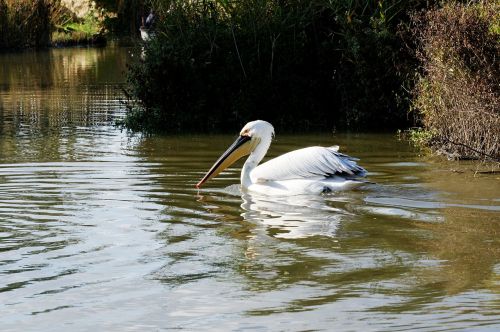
0, 45, 499, 331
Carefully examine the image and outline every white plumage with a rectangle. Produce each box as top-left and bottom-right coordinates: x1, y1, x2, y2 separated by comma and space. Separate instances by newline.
197, 120, 367, 195
251, 146, 366, 183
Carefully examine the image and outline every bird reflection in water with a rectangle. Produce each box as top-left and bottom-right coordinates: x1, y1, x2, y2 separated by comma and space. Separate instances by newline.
197, 185, 356, 240
239, 191, 351, 239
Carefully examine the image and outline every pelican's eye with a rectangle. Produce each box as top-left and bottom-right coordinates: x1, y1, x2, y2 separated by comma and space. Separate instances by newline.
241, 129, 250, 137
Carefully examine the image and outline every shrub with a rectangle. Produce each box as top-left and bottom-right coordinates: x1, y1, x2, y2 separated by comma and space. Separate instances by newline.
125, 0, 429, 133
412, 1, 499, 160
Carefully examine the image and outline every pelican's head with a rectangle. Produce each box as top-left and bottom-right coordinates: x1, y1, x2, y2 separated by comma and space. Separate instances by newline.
196, 120, 274, 188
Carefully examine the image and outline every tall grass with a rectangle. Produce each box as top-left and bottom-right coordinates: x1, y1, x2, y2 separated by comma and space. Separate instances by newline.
0, 0, 53, 49
412, 1, 499, 160
125, 0, 434, 132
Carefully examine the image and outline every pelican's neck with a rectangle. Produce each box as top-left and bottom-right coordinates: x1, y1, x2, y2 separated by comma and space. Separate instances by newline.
241, 136, 271, 188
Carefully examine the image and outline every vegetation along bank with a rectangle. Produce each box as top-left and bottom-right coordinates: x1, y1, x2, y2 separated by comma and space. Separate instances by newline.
125, 0, 428, 133
411, 1, 499, 161
1, 0, 497, 161
124, 0, 498, 161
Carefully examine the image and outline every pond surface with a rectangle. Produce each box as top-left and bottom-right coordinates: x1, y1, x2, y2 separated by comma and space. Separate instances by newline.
0, 45, 499, 331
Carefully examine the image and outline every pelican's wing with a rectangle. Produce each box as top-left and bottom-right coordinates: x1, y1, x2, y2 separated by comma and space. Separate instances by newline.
251, 146, 366, 182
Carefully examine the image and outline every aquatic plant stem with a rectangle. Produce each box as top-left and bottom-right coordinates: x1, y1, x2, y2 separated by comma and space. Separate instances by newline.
231, 23, 247, 79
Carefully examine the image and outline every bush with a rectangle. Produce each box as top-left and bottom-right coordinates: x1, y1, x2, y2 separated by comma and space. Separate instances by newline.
125, 0, 430, 133
412, 1, 499, 160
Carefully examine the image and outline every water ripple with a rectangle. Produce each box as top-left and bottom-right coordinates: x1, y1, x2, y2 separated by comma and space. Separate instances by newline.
1, 46, 498, 331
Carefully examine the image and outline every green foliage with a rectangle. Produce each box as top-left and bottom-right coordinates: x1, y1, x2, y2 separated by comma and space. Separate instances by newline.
59, 15, 100, 35
402, 127, 435, 148
51, 4, 109, 45
126, 0, 433, 133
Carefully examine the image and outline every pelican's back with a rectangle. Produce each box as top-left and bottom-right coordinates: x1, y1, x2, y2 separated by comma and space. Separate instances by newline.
250, 146, 366, 183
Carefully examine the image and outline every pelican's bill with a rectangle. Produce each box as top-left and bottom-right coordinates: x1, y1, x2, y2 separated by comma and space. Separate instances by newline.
196, 135, 254, 188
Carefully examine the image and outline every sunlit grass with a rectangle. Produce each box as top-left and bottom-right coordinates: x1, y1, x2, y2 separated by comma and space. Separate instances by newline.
52, 11, 104, 45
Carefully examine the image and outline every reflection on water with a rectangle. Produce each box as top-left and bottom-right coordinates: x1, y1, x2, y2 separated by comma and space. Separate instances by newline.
0, 44, 129, 136
176, 135, 499, 330
0, 46, 499, 331
240, 192, 349, 239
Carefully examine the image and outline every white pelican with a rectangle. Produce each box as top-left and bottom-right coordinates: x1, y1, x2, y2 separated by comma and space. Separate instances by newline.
196, 120, 367, 195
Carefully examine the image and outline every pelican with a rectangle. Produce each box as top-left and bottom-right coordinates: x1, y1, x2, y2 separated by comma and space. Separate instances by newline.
196, 120, 367, 195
